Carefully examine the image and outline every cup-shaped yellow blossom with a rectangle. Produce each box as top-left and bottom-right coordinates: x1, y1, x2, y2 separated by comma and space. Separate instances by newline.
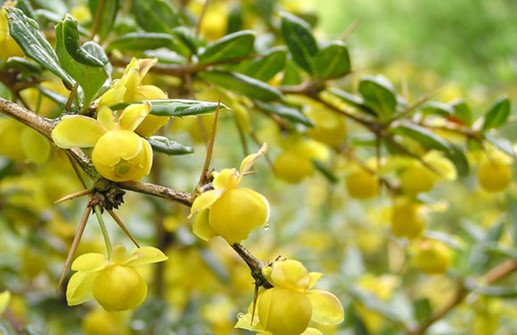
0, 5, 24, 61
236, 259, 344, 335
52, 103, 153, 182
97, 58, 169, 137
66, 245, 167, 311
189, 145, 270, 244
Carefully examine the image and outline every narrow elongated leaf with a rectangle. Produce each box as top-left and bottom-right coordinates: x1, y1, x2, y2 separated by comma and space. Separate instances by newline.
112, 99, 227, 117
422, 101, 454, 117
200, 70, 282, 101
327, 88, 376, 116
132, 0, 181, 33
314, 41, 351, 79
241, 47, 287, 82
6, 7, 74, 88
359, 75, 397, 120
392, 123, 451, 153
148, 136, 193, 155
482, 95, 511, 131
255, 101, 313, 126
31, 0, 66, 14
5, 56, 42, 75
171, 26, 198, 55
198, 30, 255, 64
507, 194, 517, 244
473, 285, 517, 298
88, 0, 119, 41
55, 16, 108, 108
280, 12, 318, 74
107, 32, 175, 51
484, 133, 515, 158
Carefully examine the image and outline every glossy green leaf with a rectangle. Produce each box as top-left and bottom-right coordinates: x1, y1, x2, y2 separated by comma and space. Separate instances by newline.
314, 41, 351, 79
4, 57, 42, 75
450, 99, 473, 126
240, 47, 287, 82
107, 32, 175, 51
200, 70, 282, 101
6, 7, 74, 89
421, 101, 454, 116
359, 75, 397, 119
198, 30, 255, 65
445, 143, 470, 176
392, 123, 451, 153
413, 298, 432, 322
482, 95, 511, 131
55, 16, 108, 108
170, 27, 198, 56
88, 0, 119, 41
132, 0, 181, 33
16, 0, 36, 18
110, 99, 227, 117
327, 88, 376, 116
313, 160, 339, 183
281, 59, 303, 86
255, 101, 313, 126
484, 133, 515, 158
280, 12, 318, 74
148, 136, 193, 155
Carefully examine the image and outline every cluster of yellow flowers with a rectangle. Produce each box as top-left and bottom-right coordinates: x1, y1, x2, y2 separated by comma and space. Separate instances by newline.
52, 58, 168, 182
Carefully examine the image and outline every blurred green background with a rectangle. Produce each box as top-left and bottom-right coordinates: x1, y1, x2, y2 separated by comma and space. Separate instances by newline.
312, 0, 516, 97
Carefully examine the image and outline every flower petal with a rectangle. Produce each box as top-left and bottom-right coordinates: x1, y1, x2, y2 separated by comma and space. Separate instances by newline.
71, 253, 107, 272
308, 272, 323, 289
125, 246, 168, 266
0, 290, 11, 314
239, 143, 267, 176
192, 209, 218, 241
118, 102, 151, 131
189, 190, 221, 217
306, 290, 344, 325
137, 58, 157, 79
66, 271, 98, 306
93, 130, 142, 166
270, 260, 311, 291
52, 115, 106, 148
213, 169, 239, 190
234, 311, 265, 332
302, 328, 323, 335
97, 106, 116, 131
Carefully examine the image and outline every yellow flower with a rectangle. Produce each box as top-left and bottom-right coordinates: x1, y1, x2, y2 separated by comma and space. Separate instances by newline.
98, 58, 169, 137
0, 290, 11, 314
189, 144, 270, 244
0, 4, 24, 61
66, 245, 167, 311
236, 260, 344, 335
52, 103, 153, 182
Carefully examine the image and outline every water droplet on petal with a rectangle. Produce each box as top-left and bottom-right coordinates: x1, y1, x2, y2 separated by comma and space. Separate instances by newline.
263, 223, 270, 231
237, 312, 245, 319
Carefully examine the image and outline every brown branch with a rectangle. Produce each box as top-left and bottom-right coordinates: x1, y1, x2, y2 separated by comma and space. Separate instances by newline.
231, 243, 272, 289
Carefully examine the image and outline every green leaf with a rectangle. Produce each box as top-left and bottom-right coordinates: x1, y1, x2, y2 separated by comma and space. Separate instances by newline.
359, 75, 397, 120
391, 123, 451, 153
55, 15, 109, 108
280, 12, 318, 74
132, 0, 181, 33
240, 47, 287, 82
198, 30, 255, 65
481, 95, 511, 131
107, 32, 175, 51
468, 220, 505, 274
450, 99, 473, 126
255, 101, 313, 126
31, 0, 66, 14
88, 0, 119, 41
200, 70, 282, 101
507, 194, 517, 245
4, 56, 42, 76
445, 143, 470, 177
327, 88, 376, 116
314, 41, 351, 79
421, 101, 455, 117
484, 133, 515, 158
6, 7, 74, 89
347, 286, 404, 323
280, 59, 303, 86
110, 99, 227, 117
147, 136, 193, 155
413, 298, 432, 323
313, 160, 339, 183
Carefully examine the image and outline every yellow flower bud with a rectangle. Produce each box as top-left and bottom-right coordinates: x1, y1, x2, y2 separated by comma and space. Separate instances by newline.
273, 151, 313, 183
92, 130, 153, 182
391, 198, 425, 239
92, 265, 148, 311
346, 168, 379, 199
400, 164, 436, 195
478, 160, 512, 193
412, 239, 452, 275
258, 287, 313, 335
208, 188, 269, 243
